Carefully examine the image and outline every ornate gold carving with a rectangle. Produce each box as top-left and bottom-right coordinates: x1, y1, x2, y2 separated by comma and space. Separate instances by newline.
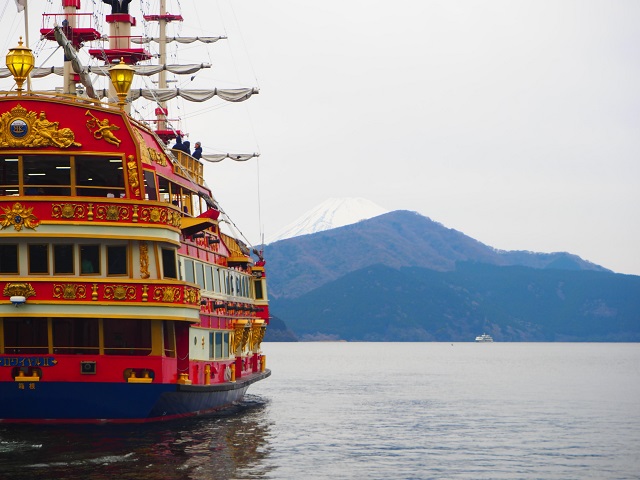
148, 147, 167, 166
96, 204, 129, 221
139, 241, 150, 279
231, 324, 246, 353
126, 155, 140, 198
250, 325, 266, 351
53, 284, 87, 300
141, 284, 149, 302
240, 326, 251, 352
91, 283, 98, 301
153, 286, 181, 303
183, 287, 200, 305
150, 208, 161, 222
87, 203, 94, 221
104, 284, 137, 301
139, 206, 181, 228
3, 282, 36, 298
85, 111, 121, 146
52, 203, 85, 220
0, 105, 80, 148
0, 202, 39, 231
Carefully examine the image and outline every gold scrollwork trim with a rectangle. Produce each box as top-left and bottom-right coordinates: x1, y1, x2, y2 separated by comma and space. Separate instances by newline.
103, 284, 137, 301
53, 283, 87, 300
183, 287, 200, 305
51, 203, 86, 220
0, 203, 39, 231
96, 204, 130, 221
3, 282, 36, 298
153, 286, 181, 303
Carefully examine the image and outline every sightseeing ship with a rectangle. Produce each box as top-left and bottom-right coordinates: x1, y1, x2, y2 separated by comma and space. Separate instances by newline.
0, 0, 270, 423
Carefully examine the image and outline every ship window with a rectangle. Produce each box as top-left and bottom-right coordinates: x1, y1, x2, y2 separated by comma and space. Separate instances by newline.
184, 259, 195, 283
210, 331, 230, 359
52, 318, 99, 354
0, 157, 19, 195
157, 176, 171, 202
103, 318, 152, 356
76, 156, 125, 197
191, 192, 202, 217
53, 244, 75, 274
196, 262, 205, 288
161, 248, 177, 279
107, 245, 128, 275
214, 332, 222, 358
28, 244, 49, 274
254, 278, 264, 300
205, 265, 213, 290
143, 170, 158, 200
22, 155, 71, 196
0, 244, 19, 273
213, 267, 221, 293
3, 317, 48, 354
80, 245, 100, 274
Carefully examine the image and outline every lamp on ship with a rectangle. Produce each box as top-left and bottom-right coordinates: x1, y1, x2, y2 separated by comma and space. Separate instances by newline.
109, 57, 135, 109
5, 37, 34, 95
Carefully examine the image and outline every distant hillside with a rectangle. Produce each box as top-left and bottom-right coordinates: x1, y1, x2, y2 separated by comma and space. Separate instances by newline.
264, 210, 608, 299
271, 262, 640, 342
264, 315, 298, 342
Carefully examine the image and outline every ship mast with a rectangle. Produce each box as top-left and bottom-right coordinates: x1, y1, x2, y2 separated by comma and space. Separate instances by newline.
144, 0, 184, 141
156, 0, 168, 133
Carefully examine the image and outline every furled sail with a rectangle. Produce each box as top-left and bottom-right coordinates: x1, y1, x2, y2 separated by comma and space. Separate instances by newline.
0, 64, 211, 78
131, 36, 226, 45
201, 153, 260, 163
53, 25, 98, 99
95, 87, 258, 103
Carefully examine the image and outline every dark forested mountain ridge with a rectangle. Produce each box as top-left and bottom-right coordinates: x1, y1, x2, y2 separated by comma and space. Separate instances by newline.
265, 210, 609, 300
271, 262, 640, 342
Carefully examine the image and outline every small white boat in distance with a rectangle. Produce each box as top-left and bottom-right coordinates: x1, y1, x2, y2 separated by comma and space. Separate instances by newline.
475, 333, 494, 342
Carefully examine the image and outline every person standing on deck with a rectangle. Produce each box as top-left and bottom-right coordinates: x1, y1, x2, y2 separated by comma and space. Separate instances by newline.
193, 142, 202, 159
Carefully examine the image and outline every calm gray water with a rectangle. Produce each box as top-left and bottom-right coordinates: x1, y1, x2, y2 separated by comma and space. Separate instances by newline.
1, 342, 639, 479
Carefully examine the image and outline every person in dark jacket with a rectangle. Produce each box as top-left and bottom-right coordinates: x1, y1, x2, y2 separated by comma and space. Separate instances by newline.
193, 141, 202, 159
102, 0, 132, 14
172, 135, 184, 151
182, 140, 191, 156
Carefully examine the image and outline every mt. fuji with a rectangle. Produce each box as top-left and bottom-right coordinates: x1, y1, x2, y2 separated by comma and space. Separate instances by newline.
265, 197, 388, 244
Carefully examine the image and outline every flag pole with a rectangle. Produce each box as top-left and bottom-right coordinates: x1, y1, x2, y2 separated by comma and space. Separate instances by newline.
24, 0, 32, 92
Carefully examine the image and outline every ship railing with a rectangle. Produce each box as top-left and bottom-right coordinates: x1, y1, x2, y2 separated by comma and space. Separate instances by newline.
171, 149, 204, 185
0, 90, 104, 107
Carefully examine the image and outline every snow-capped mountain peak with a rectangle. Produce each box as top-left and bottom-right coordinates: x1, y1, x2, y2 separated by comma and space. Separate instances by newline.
266, 197, 389, 244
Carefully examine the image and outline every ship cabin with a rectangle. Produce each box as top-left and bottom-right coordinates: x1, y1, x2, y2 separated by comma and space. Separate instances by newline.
0, 95, 269, 388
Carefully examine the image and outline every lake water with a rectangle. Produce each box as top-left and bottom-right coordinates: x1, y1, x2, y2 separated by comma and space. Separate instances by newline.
1, 342, 639, 479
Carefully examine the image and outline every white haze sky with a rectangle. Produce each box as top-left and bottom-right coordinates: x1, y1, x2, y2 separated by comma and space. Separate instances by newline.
3, 1, 639, 275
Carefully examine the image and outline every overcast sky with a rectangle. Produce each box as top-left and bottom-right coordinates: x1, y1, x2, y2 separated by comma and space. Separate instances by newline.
4, 1, 639, 275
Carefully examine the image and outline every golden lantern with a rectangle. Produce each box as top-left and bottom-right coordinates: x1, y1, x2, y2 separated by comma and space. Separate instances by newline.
5, 37, 35, 95
109, 57, 135, 109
